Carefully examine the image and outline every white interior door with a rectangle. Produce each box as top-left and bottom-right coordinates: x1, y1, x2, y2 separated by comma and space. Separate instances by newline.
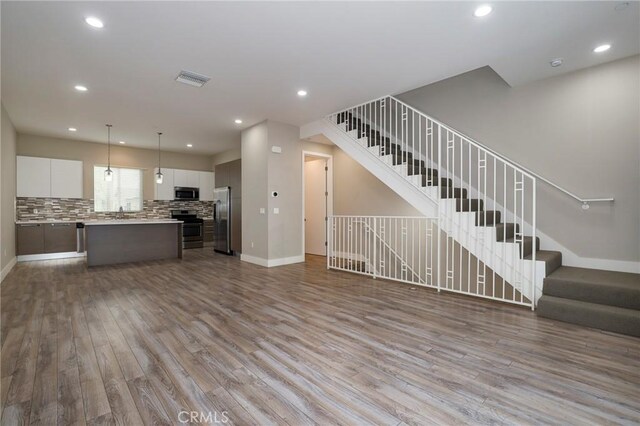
304, 158, 327, 256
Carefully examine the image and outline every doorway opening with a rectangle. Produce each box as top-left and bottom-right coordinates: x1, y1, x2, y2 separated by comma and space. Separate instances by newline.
302, 151, 333, 259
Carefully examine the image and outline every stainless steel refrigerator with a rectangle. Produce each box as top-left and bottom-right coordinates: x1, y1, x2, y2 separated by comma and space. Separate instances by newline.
213, 186, 232, 254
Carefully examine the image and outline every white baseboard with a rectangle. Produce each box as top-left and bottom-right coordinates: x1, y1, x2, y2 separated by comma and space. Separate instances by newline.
1, 257, 17, 283
241, 254, 269, 267
17, 252, 86, 262
241, 254, 305, 268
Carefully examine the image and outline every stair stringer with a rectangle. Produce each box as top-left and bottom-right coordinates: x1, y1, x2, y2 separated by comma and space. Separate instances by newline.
302, 118, 545, 303
302, 119, 439, 217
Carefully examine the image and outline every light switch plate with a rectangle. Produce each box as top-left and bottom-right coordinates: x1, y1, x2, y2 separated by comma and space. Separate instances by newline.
271, 146, 282, 154
259, 208, 265, 214
273, 208, 279, 214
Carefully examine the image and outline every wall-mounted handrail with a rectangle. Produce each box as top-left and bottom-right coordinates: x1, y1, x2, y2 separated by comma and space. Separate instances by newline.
387, 96, 614, 208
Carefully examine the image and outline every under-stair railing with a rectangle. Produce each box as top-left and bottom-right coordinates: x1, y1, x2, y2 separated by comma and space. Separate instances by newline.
328, 216, 439, 288
327, 96, 539, 308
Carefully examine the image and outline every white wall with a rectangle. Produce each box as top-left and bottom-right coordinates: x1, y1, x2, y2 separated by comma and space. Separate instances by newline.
1, 104, 17, 278
397, 55, 640, 263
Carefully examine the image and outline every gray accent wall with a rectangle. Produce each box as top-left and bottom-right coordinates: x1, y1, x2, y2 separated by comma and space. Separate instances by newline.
1, 104, 17, 273
397, 55, 640, 263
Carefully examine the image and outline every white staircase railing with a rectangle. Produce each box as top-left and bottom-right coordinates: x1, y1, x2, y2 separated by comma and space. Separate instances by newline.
326, 96, 538, 308
328, 216, 439, 288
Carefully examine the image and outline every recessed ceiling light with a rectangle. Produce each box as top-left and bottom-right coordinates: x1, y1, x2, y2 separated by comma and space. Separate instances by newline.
297, 90, 308, 97
593, 44, 611, 53
68, 127, 77, 132
85, 17, 104, 28
234, 119, 243, 124
119, 141, 126, 144
187, 144, 193, 148
74, 85, 88, 92
473, 5, 493, 17
550, 58, 563, 67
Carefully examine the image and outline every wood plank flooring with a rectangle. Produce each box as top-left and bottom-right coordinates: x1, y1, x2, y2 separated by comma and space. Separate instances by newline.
1, 249, 639, 425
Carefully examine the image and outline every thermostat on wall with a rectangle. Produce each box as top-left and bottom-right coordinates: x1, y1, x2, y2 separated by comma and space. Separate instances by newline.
271, 146, 282, 154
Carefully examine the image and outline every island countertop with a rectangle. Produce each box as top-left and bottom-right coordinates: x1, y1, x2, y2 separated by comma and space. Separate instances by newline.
83, 219, 182, 226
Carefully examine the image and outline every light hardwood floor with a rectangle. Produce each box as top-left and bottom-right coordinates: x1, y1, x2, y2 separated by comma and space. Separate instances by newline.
1, 249, 639, 425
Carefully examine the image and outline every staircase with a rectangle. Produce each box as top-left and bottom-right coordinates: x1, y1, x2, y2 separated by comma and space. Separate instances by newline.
537, 267, 640, 337
307, 95, 640, 336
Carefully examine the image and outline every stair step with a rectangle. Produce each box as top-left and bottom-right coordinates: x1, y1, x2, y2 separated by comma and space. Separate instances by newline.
455, 198, 484, 212
542, 266, 640, 310
537, 295, 640, 337
335, 111, 353, 124
422, 176, 452, 188
505, 236, 540, 258
475, 210, 501, 226
407, 163, 432, 176
495, 223, 519, 241
440, 186, 467, 199
367, 136, 395, 151
525, 250, 562, 275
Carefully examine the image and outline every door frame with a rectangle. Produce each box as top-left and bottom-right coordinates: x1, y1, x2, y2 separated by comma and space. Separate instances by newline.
301, 151, 333, 257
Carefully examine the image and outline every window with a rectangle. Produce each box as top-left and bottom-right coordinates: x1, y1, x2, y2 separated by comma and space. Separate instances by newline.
93, 166, 143, 212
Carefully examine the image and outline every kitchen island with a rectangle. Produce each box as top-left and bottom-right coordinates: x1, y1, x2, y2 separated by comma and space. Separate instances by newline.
85, 220, 183, 266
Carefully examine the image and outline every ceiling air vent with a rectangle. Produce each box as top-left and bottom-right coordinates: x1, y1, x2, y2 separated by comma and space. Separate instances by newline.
175, 70, 211, 88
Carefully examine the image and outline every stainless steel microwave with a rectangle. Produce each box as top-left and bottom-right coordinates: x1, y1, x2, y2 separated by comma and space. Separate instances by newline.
174, 187, 199, 201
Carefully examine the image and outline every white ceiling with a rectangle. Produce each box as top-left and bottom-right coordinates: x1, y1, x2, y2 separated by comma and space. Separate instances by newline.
2, 1, 638, 154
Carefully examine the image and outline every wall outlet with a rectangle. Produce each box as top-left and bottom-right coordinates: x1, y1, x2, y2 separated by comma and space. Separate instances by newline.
273, 207, 279, 214
33, 208, 38, 214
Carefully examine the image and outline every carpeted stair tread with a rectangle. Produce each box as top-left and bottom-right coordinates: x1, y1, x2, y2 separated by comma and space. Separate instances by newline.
537, 295, 640, 337
422, 176, 452, 187
525, 250, 562, 275
441, 186, 467, 199
476, 210, 501, 226
543, 266, 640, 310
505, 236, 540, 258
455, 198, 484, 212
495, 223, 519, 241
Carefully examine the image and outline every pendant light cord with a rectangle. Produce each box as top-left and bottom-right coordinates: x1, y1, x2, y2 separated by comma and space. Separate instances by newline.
158, 132, 162, 172
106, 124, 112, 169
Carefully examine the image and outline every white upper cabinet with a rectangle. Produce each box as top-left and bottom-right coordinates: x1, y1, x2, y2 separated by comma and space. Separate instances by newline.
51, 159, 83, 198
17, 156, 51, 198
17, 156, 83, 198
154, 168, 175, 201
174, 169, 200, 188
199, 171, 215, 201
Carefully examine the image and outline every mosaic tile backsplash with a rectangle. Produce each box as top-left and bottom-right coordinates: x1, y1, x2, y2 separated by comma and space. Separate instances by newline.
16, 197, 213, 222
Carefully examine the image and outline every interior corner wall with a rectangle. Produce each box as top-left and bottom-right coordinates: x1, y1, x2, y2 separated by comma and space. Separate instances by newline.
1, 104, 17, 275
211, 147, 241, 169
396, 55, 640, 263
241, 121, 269, 260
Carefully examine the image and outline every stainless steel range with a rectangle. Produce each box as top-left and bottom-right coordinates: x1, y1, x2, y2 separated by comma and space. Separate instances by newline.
170, 210, 204, 249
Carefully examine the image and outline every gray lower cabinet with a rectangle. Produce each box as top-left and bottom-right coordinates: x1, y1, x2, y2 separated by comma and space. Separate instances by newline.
16, 222, 77, 255
44, 223, 77, 253
16, 223, 45, 255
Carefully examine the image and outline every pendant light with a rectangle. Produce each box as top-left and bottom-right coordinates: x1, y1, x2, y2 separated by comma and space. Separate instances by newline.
104, 124, 113, 181
155, 132, 164, 184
